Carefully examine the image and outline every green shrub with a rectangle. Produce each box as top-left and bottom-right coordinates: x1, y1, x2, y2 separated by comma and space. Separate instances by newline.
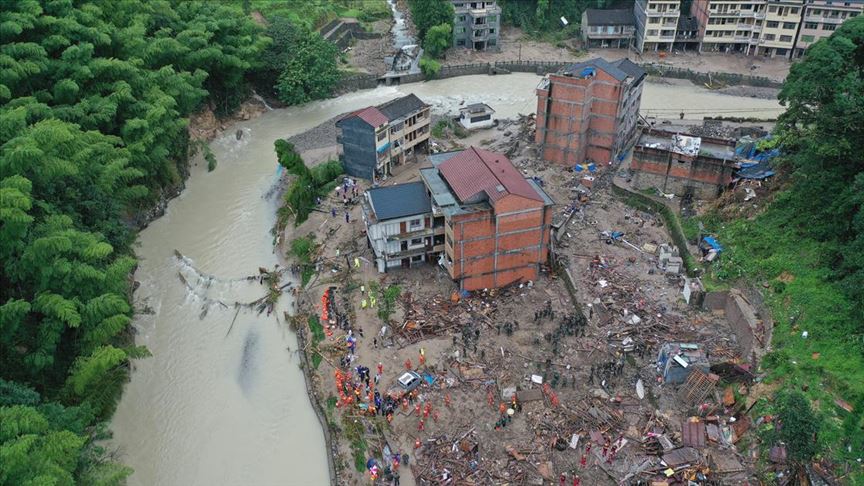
419, 56, 441, 78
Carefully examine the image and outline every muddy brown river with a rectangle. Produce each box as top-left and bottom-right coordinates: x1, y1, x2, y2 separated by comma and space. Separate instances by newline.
109, 74, 782, 485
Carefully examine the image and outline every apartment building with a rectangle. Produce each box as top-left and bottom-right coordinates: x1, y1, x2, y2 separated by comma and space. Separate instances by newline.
634, 0, 681, 51
336, 94, 431, 181
692, 0, 805, 58
535, 58, 646, 167
581, 9, 636, 48
794, 0, 862, 57
452, 1, 501, 50
362, 182, 443, 272
419, 148, 554, 291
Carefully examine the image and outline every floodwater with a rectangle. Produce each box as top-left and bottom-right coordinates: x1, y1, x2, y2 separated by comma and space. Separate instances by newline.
387, 0, 414, 50
110, 73, 783, 485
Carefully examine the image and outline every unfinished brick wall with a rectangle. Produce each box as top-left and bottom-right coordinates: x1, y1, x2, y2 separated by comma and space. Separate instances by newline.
446, 195, 551, 291
630, 146, 737, 199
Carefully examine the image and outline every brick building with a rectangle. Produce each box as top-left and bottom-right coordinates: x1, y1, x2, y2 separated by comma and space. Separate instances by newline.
535, 58, 646, 168
420, 148, 554, 290
630, 129, 738, 199
336, 94, 431, 181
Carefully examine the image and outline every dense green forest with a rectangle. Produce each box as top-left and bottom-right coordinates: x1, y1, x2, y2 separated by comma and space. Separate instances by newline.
498, 0, 613, 37
691, 17, 864, 479
0, 0, 345, 483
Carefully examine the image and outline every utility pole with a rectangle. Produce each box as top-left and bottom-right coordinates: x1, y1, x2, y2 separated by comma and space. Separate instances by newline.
518, 42, 522, 62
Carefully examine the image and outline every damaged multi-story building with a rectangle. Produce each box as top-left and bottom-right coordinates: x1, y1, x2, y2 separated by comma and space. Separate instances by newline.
362, 147, 554, 291
535, 58, 646, 167
336, 94, 431, 181
630, 129, 738, 199
452, 1, 501, 50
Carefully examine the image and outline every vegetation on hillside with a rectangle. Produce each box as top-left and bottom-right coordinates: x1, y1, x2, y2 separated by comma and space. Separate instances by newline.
691, 17, 864, 479
499, 0, 611, 38
275, 140, 343, 227
0, 0, 352, 482
241, 0, 390, 30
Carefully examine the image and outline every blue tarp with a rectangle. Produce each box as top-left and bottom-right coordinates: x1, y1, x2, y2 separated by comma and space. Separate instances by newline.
574, 163, 597, 173
702, 236, 723, 252
579, 67, 596, 77
422, 372, 435, 385
376, 142, 391, 153
738, 160, 775, 180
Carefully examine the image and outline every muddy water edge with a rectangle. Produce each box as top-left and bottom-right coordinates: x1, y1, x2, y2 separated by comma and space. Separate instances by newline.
109, 74, 783, 486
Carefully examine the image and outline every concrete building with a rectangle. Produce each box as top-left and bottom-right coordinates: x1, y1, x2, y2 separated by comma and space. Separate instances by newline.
692, 0, 805, 58
362, 182, 443, 272
794, 0, 862, 57
452, 1, 501, 50
535, 58, 646, 167
634, 0, 681, 52
581, 9, 636, 48
630, 129, 738, 199
459, 103, 496, 130
757, 0, 805, 57
674, 15, 701, 50
419, 148, 554, 291
336, 94, 431, 181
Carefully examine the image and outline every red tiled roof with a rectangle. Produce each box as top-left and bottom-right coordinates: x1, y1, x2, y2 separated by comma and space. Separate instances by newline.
438, 147, 543, 204
344, 106, 388, 128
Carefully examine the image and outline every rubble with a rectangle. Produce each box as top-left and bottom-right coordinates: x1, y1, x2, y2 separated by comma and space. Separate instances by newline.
284, 108, 777, 486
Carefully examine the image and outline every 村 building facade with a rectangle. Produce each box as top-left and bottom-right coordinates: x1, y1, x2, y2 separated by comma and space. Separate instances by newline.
794, 0, 862, 57
452, 1, 501, 50
634, 0, 682, 51
336, 94, 431, 181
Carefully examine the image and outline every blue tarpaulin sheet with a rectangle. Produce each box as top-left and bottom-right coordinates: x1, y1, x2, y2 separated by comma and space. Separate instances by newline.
738, 160, 775, 180
574, 163, 597, 173
422, 372, 435, 385
702, 236, 723, 252
376, 142, 391, 153
580, 67, 595, 77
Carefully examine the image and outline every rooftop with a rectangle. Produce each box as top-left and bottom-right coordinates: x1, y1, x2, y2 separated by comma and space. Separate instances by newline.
438, 147, 545, 204
366, 181, 431, 221
584, 9, 635, 26
558, 57, 646, 84
339, 106, 388, 128
378, 93, 428, 121
461, 103, 495, 115
638, 131, 736, 160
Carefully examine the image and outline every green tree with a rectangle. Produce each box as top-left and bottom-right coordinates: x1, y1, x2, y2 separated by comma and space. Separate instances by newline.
274, 30, 341, 105
408, 0, 454, 41
424, 23, 452, 58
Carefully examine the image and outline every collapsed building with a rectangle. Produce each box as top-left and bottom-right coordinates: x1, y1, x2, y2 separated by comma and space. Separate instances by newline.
630, 129, 738, 199
336, 94, 431, 181
362, 147, 554, 291
535, 58, 646, 167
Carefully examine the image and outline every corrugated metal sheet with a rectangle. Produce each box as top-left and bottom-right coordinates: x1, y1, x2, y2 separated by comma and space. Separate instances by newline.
438, 147, 544, 204
343, 106, 388, 128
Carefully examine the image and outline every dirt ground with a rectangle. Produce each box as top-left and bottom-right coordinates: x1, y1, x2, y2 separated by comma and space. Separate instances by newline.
346, 18, 393, 76
283, 106, 767, 485
442, 25, 791, 82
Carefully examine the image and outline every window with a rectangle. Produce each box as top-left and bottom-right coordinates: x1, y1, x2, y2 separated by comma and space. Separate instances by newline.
780, 35, 793, 42
822, 23, 836, 30
456, 26, 465, 33
648, 29, 658, 36
458, 15, 466, 22
768, 6, 777, 12
411, 255, 423, 262
489, 28, 495, 34
764, 33, 775, 40
811, 9, 821, 15
783, 22, 796, 29
800, 34, 815, 42
649, 16, 660, 24
804, 22, 818, 29
790, 8, 798, 14
377, 131, 386, 142
766, 21, 779, 28
409, 218, 422, 230
410, 238, 423, 246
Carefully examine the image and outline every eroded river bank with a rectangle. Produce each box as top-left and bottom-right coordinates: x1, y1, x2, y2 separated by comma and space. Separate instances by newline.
110, 73, 783, 485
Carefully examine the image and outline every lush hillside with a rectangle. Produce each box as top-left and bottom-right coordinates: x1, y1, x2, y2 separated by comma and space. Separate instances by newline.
691, 16, 864, 480
498, 0, 614, 37
0, 0, 344, 483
